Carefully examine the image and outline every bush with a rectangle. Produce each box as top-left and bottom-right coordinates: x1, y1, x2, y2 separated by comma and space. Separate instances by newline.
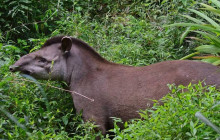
0, 71, 102, 139
110, 82, 220, 139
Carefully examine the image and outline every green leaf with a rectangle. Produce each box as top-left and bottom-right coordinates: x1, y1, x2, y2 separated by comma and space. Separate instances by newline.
21, 5, 32, 12
181, 15, 205, 24
185, 36, 209, 43
212, 59, 220, 65
8, 1, 17, 5
180, 52, 200, 60
180, 27, 192, 45
200, 3, 220, 16
62, 116, 68, 126
196, 45, 220, 53
193, 31, 220, 47
189, 9, 219, 28
161, 0, 168, 5
190, 121, 194, 128
34, 23, 39, 33
193, 128, 197, 136
211, 0, 220, 9
186, 132, 192, 136
214, 18, 220, 23
181, 0, 187, 6
166, 23, 220, 34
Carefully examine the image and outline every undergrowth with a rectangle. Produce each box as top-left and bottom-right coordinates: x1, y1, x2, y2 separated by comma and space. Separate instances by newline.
110, 83, 220, 139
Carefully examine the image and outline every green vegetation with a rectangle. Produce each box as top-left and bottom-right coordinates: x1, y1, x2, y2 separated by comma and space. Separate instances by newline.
0, 0, 219, 139
169, 0, 220, 65
110, 83, 220, 139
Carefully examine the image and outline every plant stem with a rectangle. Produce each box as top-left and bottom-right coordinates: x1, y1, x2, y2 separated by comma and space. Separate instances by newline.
180, 52, 200, 60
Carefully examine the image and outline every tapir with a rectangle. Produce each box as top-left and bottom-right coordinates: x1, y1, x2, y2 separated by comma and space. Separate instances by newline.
10, 36, 220, 134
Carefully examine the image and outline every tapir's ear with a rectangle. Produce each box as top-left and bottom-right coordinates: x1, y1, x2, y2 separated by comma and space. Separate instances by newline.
61, 36, 72, 52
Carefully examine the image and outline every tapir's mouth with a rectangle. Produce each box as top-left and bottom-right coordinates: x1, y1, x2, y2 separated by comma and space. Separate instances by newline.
9, 65, 19, 72
22, 70, 31, 75
10, 66, 32, 75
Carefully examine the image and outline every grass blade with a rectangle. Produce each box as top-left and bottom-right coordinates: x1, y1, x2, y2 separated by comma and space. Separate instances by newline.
185, 36, 209, 43
193, 31, 220, 47
200, 3, 220, 16
181, 15, 205, 24
195, 45, 220, 53
189, 9, 219, 28
180, 52, 200, 60
166, 23, 220, 33
215, 18, 220, 22
193, 55, 220, 59
180, 27, 192, 45
211, 0, 220, 9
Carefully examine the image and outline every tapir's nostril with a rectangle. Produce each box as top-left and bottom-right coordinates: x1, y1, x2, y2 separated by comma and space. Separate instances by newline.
9, 65, 19, 72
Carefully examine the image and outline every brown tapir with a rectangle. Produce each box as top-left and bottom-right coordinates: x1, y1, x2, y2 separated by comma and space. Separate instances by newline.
10, 36, 220, 134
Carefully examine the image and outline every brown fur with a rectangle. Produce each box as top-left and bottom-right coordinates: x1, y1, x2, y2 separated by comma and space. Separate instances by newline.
10, 36, 220, 134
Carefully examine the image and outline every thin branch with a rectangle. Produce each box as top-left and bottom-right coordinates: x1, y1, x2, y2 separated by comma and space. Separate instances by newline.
13, 77, 94, 102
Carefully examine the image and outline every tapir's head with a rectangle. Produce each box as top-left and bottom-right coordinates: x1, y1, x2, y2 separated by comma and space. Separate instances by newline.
10, 36, 73, 81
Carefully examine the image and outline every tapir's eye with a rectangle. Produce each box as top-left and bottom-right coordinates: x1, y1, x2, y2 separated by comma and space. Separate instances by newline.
38, 57, 47, 63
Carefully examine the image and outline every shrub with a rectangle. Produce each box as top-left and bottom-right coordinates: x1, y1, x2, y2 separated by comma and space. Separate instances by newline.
110, 82, 220, 139
0, 71, 102, 139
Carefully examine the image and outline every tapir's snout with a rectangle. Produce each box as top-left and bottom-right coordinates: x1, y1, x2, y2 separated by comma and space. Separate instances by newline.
10, 65, 32, 75
9, 65, 19, 72
9, 54, 33, 74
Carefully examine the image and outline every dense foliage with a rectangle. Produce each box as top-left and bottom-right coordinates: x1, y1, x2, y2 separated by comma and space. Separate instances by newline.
111, 83, 220, 139
170, 0, 220, 65
0, 0, 219, 139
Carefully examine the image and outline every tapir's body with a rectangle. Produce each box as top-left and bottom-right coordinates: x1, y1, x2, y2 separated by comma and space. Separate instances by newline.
10, 36, 220, 134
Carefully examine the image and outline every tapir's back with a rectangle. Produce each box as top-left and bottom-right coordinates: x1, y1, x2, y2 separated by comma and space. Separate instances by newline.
104, 60, 220, 123
155, 60, 220, 86
162, 60, 217, 79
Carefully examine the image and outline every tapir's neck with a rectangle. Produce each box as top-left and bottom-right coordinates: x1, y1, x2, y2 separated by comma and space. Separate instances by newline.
65, 47, 112, 86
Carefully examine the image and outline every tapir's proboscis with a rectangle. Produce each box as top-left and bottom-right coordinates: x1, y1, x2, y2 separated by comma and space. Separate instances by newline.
10, 36, 220, 134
